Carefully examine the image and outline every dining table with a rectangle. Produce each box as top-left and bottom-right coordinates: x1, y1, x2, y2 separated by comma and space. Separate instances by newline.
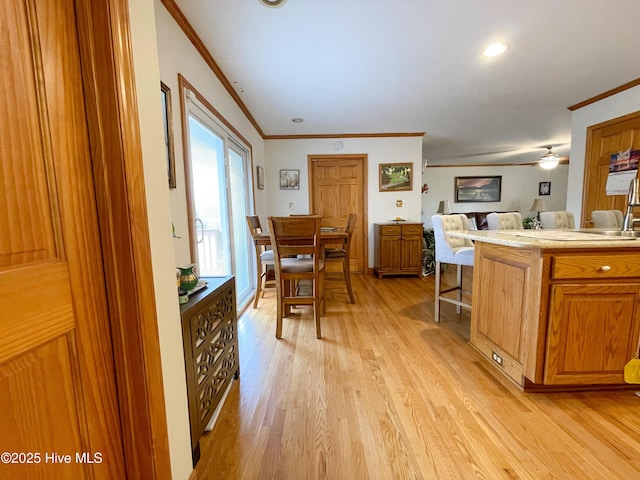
253, 228, 347, 249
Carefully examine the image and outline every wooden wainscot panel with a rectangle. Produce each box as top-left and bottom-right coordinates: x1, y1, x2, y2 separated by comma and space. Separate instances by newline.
0, 336, 87, 479
470, 242, 543, 387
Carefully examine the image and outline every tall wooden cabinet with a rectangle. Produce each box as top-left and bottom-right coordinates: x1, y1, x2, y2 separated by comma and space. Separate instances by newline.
374, 222, 423, 278
180, 276, 240, 465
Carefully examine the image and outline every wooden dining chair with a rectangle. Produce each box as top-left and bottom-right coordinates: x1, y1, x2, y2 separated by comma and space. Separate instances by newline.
267, 215, 325, 339
323, 213, 357, 304
246, 215, 275, 308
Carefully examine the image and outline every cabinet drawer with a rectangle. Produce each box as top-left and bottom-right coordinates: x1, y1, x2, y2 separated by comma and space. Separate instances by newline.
552, 253, 640, 280
402, 224, 422, 235
380, 225, 401, 235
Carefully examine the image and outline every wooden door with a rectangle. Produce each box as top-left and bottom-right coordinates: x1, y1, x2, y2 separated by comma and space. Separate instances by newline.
0, 1, 125, 478
308, 154, 367, 273
582, 111, 640, 227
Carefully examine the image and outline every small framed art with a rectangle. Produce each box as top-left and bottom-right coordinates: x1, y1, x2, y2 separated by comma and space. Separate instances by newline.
539, 181, 551, 195
280, 169, 299, 190
256, 166, 264, 190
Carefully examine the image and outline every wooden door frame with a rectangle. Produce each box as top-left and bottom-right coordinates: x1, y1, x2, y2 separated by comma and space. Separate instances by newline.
76, 0, 171, 478
308, 154, 368, 272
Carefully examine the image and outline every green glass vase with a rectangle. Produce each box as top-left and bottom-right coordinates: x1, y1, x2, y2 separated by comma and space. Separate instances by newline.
178, 264, 198, 291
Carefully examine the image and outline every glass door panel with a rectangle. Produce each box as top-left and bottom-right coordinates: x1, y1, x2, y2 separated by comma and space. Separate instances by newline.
188, 114, 231, 277
227, 144, 252, 303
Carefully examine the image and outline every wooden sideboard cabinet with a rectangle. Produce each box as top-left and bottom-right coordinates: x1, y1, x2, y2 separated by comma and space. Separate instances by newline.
180, 276, 240, 465
374, 222, 423, 278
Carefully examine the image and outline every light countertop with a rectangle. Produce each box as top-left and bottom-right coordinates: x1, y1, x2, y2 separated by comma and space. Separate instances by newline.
447, 229, 640, 249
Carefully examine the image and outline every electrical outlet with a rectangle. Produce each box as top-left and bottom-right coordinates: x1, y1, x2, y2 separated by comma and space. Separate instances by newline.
289, 202, 294, 210
491, 351, 504, 367
396, 199, 403, 207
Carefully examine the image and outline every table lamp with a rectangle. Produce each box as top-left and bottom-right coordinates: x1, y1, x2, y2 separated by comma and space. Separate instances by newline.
530, 198, 547, 220
436, 200, 451, 214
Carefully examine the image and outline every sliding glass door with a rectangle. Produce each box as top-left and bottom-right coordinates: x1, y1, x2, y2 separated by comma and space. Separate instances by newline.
227, 141, 251, 297
184, 94, 253, 306
188, 115, 231, 276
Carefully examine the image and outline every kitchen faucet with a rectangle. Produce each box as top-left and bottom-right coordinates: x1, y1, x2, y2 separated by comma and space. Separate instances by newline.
622, 178, 640, 231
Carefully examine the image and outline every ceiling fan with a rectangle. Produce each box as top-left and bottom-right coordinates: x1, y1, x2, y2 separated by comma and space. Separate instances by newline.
539, 146, 562, 170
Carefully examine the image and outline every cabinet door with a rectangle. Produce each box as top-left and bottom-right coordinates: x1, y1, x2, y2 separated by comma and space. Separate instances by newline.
400, 225, 423, 271
545, 283, 640, 385
378, 234, 402, 270
400, 235, 422, 270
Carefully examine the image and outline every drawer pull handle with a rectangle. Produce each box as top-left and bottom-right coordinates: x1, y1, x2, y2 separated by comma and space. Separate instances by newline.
600, 265, 612, 272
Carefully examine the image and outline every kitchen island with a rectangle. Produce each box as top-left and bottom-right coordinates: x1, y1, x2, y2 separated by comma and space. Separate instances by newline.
447, 229, 640, 391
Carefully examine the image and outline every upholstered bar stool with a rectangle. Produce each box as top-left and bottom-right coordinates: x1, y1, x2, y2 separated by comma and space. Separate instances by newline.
431, 214, 475, 323
540, 211, 576, 229
486, 212, 523, 230
591, 210, 623, 228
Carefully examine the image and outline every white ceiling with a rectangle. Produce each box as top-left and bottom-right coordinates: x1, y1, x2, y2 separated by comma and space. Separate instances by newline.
171, 0, 640, 165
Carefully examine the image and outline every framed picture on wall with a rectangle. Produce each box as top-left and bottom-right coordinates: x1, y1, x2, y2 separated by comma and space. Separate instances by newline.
539, 181, 551, 195
280, 169, 300, 190
454, 176, 502, 202
256, 166, 264, 190
161, 82, 176, 189
379, 163, 412, 191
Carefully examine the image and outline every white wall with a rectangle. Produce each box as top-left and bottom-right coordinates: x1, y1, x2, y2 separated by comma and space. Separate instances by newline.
265, 136, 423, 267
155, 1, 268, 266
128, 1, 192, 478
567, 84, 640, 222
421, 164, 569, 228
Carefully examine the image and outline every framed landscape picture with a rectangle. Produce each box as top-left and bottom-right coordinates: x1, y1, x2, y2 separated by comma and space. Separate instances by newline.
454, 176, 502, 202
379, 163, 413, 191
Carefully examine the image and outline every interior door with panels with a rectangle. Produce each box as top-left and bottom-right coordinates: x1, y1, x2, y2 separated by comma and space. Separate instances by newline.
582, 111, 640, 227
0, 1, 124, 477
309, 154, 367, 273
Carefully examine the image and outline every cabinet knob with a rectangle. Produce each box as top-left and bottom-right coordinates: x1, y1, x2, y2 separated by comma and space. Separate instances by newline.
600, 265, 612, 272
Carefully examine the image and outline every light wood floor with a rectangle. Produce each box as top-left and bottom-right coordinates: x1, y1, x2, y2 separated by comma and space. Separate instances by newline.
194, 268, 640, 479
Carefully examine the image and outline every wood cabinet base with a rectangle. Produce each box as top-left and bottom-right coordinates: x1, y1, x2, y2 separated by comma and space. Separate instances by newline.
470, 242, 640, 392
180, 276, 240, 465
373, 223, 423, 278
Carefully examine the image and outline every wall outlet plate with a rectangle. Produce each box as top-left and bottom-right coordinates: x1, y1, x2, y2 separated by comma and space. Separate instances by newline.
491, 351, 504, 367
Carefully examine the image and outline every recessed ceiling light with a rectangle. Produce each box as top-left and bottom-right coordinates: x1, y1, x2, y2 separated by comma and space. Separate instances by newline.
259, 0, 286, 7
483, 42, 509, 57
291, 117, 304, 123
